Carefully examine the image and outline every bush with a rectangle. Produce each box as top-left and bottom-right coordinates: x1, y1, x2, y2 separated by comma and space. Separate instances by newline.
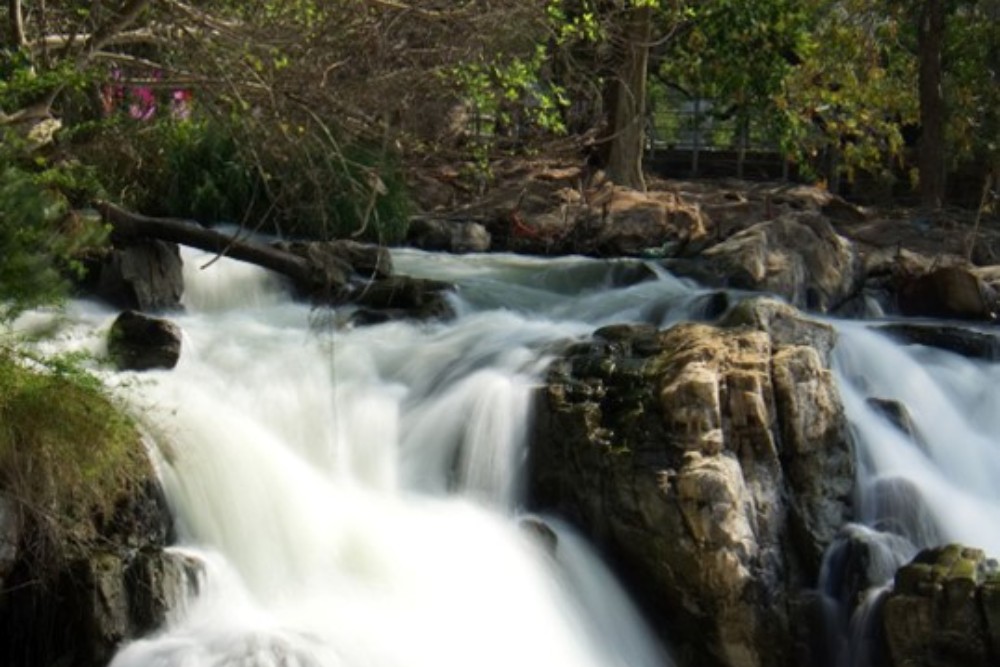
83, 114, 412, 243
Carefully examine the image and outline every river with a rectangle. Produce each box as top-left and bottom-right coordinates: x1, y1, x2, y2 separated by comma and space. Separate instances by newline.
24, 247, 1000, 666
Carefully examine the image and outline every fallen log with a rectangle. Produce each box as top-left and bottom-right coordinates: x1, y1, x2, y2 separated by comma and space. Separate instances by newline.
95, 201, 327, 292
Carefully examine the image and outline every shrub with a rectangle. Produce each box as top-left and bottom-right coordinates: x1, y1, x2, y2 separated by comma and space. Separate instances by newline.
83, 114, 411, 243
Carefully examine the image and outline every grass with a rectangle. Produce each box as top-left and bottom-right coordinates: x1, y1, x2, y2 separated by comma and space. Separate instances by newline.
0, 348, 152, 560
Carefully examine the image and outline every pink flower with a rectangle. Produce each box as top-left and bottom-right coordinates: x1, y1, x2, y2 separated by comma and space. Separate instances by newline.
128, 86, 156, 120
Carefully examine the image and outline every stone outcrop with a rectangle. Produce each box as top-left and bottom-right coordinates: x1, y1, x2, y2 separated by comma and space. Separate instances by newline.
530, 297, 854, 667
108, 310, 183, 371
882, 544, 1000, 667
878, 322, 1000, 361
0, 476, 189, 667
665, 214, 863, 313
406, 216, 492, 253
895, 265, 998, 321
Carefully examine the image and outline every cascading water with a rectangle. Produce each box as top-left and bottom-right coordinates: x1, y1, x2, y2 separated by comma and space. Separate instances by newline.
25, 240, 996, 667
819, 319, 1000, 666
36, 248, 702, 667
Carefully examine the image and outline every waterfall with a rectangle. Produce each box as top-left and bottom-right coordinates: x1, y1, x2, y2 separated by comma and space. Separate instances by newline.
819, 319, 1000, 665
76, 248, 689, 667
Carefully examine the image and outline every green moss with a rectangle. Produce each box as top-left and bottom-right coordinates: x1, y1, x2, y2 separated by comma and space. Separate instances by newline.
0, 348, 151, 556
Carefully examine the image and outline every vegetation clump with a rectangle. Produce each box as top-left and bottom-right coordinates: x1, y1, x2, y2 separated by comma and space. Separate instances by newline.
0, 348, 153, 563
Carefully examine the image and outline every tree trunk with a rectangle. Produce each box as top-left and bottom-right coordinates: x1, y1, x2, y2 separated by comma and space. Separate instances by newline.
95, 201, 319, 289
918, 0, 946, 209
8, 0, 25, 46
599, 5, 653, 191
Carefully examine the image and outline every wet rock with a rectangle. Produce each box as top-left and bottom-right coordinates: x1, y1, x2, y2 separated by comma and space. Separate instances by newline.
274, 239, 393, 279
866, 398, 926, 447
665, 214, 863, 314
530, 299, 854, 667
822, 524, 917, 615
407, 217, 492, 253
877, 322, 1000, 361
108, 310, 182, 371
0, 474, 177, 667
882, 544, 1000, 667
347, 275, 455, 322
518, 517, 559, 557
896, 266, 998, 321
94, 239, 184, 312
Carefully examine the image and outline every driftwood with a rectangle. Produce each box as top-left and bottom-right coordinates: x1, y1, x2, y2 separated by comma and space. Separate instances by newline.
95, 201, 456, 322
95, 201, 323, 291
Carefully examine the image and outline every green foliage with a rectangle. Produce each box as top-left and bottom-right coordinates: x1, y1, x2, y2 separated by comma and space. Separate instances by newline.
448, 49, 569, 138
943, 1, 1000, 166
0, 139, 108, 320
0, 347, 150, 557
82, 112, 411, 242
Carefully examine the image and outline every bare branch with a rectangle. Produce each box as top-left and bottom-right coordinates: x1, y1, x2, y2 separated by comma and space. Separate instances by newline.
83, 0, 156, 61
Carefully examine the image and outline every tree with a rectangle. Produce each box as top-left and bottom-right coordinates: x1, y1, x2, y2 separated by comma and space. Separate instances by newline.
917, 0, 947, 208
598, 1, 656, 190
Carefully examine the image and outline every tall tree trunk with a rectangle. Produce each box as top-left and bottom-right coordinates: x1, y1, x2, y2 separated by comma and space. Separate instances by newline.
8, 0, 25, 46
918, 0, 946, 209
599, 5, 652, 191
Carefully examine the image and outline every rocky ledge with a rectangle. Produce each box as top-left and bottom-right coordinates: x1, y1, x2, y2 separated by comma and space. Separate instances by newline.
529, 297, 854, 667
881, 544, 1000, 667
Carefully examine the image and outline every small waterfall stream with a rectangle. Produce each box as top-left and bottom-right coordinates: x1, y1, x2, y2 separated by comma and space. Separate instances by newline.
47, 248, 694, 667
21, 246, 1000, 666
820, 320, 1000, 665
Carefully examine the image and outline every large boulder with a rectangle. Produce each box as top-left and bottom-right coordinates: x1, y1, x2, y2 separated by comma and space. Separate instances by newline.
895, 266, 998, 321
108, 310, 183, 371
93, 239, 184, 312
407, 217, 492, 253
530, 298, 854, 667
881, 544, 1000, 667
666, 214, 863, 313
0, 477, 189, 667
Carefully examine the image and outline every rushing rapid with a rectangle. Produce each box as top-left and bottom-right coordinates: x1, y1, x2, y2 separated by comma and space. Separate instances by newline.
20, 245, 1000, 667
72, 248, 688, 667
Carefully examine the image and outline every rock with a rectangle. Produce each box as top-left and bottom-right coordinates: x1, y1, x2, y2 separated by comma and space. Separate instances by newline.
0, 473, 176, 667
0, 499, 17, 586
822, 524, 917, 615
530, 300, 854, 667
407, 217, 492, 253
876, 322, 1000, 361
882, 544, 1000, 667
666, 214, 862, 314
896, 266, 998, 321
518, 517, 559, 557
347, 275, 455, 323
591, 187, 708, 257
276, 239, 394, 280
866, 398, 926, 446
108, 310, 182, 371
125, 548, 203, 635
94, 239, 184, 311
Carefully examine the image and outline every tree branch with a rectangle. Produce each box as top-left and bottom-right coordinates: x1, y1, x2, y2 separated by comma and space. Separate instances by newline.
83, 0, 156, 61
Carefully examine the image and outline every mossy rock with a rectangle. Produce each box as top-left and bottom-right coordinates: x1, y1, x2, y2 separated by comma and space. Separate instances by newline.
0, 349, 174, 667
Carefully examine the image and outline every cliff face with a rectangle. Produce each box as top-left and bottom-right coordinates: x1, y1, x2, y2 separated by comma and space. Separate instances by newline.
530, 298, 854, 667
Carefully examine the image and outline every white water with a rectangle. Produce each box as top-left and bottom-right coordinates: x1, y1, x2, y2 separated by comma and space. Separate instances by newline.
821, 319, 1000, 666
29, 249, 692, 667
22, 243, 1000, 667
833, 321, 1000, 556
